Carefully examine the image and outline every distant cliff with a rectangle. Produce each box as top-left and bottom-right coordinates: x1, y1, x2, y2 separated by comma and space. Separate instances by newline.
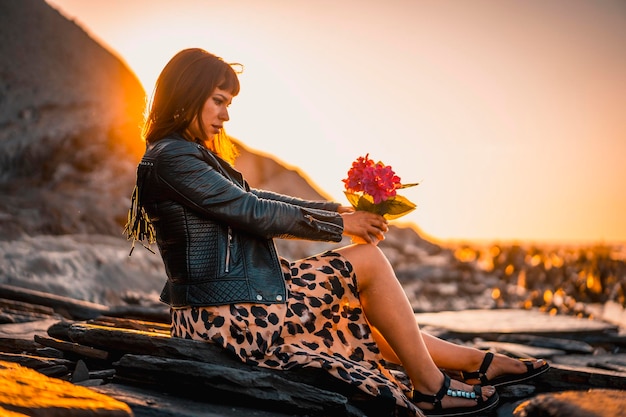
0, 0, 145, 238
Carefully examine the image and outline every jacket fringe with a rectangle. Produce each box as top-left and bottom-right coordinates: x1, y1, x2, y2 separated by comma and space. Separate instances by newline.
123, 185, 156, 255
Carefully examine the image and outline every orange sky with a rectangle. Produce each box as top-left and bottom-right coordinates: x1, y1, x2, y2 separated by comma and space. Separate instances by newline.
46, 0, 626, 245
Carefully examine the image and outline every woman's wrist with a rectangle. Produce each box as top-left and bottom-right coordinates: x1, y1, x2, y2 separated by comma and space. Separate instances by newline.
337, 205, 355, 214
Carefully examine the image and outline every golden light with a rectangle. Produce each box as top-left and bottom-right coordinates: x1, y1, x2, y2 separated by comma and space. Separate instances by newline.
491, 288, 501, 300
550, 253, 564, 268
553, 288, 565, 307
529, 254, 543, 267
517, 270, 527, 289
489, 245, 502, 259
586, 272, 603, 294
454, 247, 477, 263
544, 257, 552, 270
543, 289, 553, 305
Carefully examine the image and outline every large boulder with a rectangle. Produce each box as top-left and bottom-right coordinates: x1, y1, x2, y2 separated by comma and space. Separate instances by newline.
0, 0, 146, 238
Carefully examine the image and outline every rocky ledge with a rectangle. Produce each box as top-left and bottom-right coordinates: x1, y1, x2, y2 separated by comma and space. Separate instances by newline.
1, 284, 625, 417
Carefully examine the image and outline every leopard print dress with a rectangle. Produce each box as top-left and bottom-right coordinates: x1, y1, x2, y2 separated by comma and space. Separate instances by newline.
171, 250, 420, 416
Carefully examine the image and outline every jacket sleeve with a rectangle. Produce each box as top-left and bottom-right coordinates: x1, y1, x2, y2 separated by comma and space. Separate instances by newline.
251, 189, 341, 212
153, 140, 344, 242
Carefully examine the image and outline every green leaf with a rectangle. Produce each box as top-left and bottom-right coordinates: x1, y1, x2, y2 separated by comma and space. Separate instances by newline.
380, 195, 417, 220
399, 182, 420, 189
344, 192, 417, 220
344, 192, 362, 208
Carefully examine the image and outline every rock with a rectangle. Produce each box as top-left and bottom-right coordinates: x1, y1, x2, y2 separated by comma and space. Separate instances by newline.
71, 359, 90, 383
0, 360, 132, 416
497, 383, 537, 400
0, 351, 73, 373
56, 318, 402, 416
0, 0, 145, 239
0, 407, 30, 417
550, 353, 626, 373
0, 234, 166, 307
414, 309, 618, 340
536, 363, 626, 391
0, 284, 109, 320
0, 318, 62, 341
495, 334, 595, 354
115, 354, 364, 417
94, 381, 300, 417
34, 335, 109, 360
0, 338, 41, 355
513, 389, 626, 417
2, 295, 626, 417
472, 341, 566, 359
36, 364, 69, 377
34, 347, 65, 359
590, 301, 626, 329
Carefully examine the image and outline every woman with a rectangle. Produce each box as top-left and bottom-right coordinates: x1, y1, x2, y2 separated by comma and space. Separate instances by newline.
125, 48, 548, 417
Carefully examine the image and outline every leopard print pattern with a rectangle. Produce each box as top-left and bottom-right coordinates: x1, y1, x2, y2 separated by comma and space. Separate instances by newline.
171, 250, 419, 416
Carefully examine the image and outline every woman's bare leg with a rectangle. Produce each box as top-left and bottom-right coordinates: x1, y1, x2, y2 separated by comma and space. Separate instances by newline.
335, 244, 495, 409
357, 252, 548, 380
370, 326, 401, 363
373, 327, 546, 379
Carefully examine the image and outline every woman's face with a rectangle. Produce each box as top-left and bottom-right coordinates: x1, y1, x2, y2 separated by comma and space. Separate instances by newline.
187, 88, 233, 140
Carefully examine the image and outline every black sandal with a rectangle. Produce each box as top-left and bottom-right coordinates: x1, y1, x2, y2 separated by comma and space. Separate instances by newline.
460, 351, 550, 387
412, 373, 499, 417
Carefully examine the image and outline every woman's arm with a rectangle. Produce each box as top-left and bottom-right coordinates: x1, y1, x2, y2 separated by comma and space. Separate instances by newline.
251, 190, 385, 244
152, 141, 344, 242
251, 189, 341, 212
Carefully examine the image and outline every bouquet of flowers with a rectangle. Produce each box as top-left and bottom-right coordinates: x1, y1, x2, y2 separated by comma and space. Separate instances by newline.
342, 154, 418, 220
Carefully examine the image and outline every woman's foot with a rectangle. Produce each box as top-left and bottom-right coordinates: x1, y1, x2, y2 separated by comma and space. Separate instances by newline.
412, 373, 499, 417
461, 351, 550, 387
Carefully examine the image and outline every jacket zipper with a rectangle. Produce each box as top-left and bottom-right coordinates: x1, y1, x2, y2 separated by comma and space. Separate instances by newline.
225, 226, 232, 273
304, 214, 343, 234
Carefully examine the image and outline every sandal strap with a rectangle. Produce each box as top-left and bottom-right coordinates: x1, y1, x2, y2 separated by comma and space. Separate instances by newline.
412, 373, 451, 410
522, 360, 535, 372
460, 351, 494, 385
413, 374, 483, 410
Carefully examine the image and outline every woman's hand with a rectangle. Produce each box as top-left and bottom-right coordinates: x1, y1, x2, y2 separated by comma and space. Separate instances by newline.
340, 210, 388, 245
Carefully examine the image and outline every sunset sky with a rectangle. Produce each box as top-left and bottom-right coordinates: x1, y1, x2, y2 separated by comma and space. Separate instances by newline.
46, 0, 626, 245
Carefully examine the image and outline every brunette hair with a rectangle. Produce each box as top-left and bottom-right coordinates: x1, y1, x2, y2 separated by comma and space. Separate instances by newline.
143, 48, 241, 163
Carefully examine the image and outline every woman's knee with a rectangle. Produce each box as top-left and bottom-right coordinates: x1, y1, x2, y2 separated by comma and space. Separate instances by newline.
338, 244, 389, 278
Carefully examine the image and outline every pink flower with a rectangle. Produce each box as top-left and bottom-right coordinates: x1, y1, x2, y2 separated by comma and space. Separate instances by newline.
342, 154, 402, 204
342, 154, 418, 220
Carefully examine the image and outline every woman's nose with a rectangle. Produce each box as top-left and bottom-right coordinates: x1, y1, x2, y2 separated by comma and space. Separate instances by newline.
220, 108, 229, 121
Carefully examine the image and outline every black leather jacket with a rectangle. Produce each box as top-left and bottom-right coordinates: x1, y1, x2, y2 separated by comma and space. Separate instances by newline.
135, 134, 344, 308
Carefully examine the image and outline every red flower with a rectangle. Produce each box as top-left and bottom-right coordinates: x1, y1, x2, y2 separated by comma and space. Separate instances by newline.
343, 154, 402, 203
342, 154, 418, 220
